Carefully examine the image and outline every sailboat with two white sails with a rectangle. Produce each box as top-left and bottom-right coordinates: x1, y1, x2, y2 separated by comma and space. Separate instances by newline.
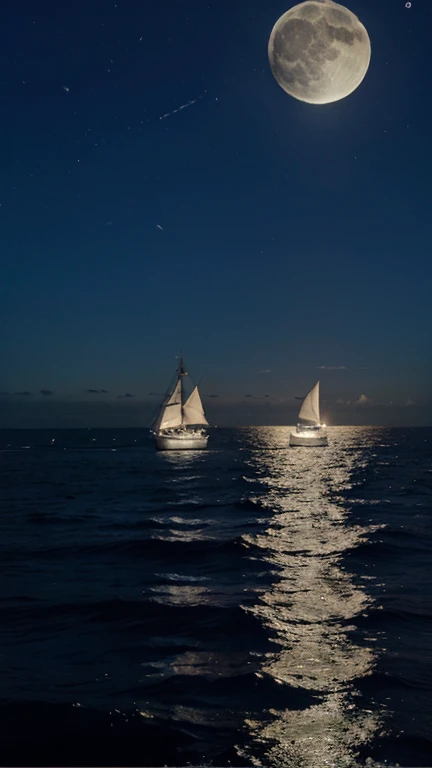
289, 381, 328, 447
151, 355, 209, 451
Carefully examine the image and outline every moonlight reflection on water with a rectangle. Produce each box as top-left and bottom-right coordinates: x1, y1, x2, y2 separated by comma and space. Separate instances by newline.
237, 427, 386, 767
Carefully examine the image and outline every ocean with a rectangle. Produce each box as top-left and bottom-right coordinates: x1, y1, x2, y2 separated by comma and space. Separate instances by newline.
0, 427, 431, 767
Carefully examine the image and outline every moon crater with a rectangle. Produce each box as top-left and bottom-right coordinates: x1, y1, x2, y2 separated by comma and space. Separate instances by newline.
268, 0, 371, 105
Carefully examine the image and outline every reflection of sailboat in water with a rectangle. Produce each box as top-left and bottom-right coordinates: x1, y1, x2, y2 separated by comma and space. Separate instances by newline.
237, 428, 384, 768
290, 381, 328, 447
151, 354, 209, 451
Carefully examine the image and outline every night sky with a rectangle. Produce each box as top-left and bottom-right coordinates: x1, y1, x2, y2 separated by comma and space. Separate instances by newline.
2, 0, 431, 427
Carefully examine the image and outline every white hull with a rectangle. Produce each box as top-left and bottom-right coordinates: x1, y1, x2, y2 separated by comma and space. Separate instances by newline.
154, 433, 208, 451
289, 431, 328, 447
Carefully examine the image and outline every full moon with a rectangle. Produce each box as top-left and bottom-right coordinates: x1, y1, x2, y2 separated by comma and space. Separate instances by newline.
268, 0, 371, 105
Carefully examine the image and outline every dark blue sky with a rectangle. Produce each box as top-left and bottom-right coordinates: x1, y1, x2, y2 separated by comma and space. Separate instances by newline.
1, 0, 431, 426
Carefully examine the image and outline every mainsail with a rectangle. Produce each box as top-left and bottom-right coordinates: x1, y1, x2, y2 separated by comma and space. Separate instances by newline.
152, 379, 182, 431
298, 381, 321, 425
182, 386, 209, 426
152, 359, 208, 431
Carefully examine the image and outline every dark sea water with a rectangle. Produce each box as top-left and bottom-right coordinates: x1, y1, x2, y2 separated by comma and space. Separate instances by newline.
1, 427, 431, 767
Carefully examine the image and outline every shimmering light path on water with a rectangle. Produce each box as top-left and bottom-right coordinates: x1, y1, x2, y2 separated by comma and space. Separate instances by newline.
0, 427, 431, 767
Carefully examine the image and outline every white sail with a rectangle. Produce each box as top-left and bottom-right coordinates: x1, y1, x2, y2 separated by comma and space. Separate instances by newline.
182, 386, 209, 426
152, 379, 183, 431
298, 381, 321, 425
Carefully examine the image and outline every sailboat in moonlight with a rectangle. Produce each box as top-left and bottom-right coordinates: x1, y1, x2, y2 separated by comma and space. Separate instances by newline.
289, 381, 328, 447
151, 355, 209, 451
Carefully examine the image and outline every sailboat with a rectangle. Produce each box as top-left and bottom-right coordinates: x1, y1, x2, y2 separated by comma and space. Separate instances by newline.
151, 355, 209, 451
289, 381, 328, 447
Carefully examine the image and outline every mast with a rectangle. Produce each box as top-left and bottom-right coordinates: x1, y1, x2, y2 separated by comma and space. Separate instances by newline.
178, 350, 187, 378
178, 350, 187, 423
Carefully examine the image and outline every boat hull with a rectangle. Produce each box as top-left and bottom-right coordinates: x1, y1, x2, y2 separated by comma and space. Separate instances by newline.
289, 432, 328, 447
154, 434, 208, 451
